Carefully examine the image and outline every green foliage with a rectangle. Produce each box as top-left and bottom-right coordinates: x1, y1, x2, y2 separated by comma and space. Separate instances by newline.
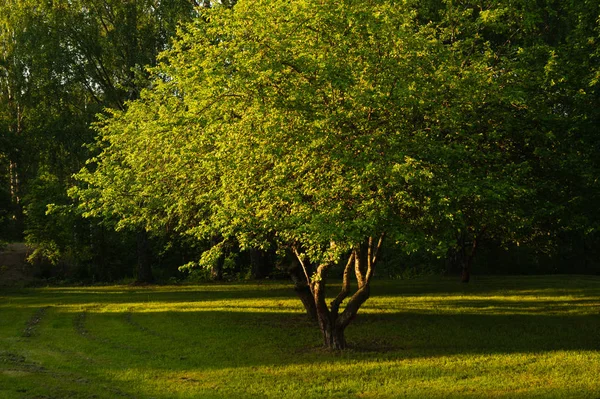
1, 0, 597, 279
77, 0, 558, 271
0, 0, 199, 275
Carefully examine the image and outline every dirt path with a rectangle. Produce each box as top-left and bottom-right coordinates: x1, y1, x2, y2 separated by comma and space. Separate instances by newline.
0, 243, 39, 286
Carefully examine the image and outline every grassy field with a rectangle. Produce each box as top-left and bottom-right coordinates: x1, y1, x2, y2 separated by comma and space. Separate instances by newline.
1, 275, 600, 398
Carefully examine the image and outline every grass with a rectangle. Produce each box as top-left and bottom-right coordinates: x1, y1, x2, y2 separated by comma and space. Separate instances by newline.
1, 275, 600, 398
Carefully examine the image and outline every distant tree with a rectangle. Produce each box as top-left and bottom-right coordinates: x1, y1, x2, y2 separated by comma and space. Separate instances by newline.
0, 0, 197, 282
423, 0, 600, 280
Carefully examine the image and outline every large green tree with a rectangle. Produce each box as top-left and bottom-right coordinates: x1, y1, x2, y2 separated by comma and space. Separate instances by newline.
74, 0, 566, 348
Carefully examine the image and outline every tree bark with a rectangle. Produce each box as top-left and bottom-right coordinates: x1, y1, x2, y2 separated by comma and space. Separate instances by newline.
460, 261, 471, 283
209, 236, 224, 280
295, 234, 384, 350
312, 264, 337, 348
322, 319, 347, 350
211, 257, 224, 280
287, 256, 317, 322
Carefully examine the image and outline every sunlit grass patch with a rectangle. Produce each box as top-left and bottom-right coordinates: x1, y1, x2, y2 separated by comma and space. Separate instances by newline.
1, 275, 599, 398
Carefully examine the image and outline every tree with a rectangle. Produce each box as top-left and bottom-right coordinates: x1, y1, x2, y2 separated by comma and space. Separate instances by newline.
0, 0, 198, 282
415, 0, 600, 281
74, 0, 562, 348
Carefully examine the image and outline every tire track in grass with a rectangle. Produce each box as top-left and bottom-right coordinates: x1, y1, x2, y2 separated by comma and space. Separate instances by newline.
0, 351, 47, 374
0, 351, 137, 399
21, 306, 100, 367
14, 306, 138, 398
22, 306, 50, 338
73, 311, 151, 354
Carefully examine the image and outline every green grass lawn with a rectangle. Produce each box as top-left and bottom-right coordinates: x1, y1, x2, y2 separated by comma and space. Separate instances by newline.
1, 275, 600, 398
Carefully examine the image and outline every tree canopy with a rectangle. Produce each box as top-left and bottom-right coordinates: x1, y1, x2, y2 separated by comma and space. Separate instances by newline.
69, 0, 600, 348
0, 0, 597, 348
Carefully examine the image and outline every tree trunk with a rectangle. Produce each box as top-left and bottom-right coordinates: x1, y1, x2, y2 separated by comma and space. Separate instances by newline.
6, 96, 24, 239
461, 228, 484, 283
287, 257, 317, 321
249, 248, 271, 279
322, 318, 347, 350
136, 230, 154, 284
293, 234, 384, 350
460, 261, 470, 283
294, 283, 317, 322
208, 236, 224, 280
9, 160, 20, 206
211, 257, 224, 280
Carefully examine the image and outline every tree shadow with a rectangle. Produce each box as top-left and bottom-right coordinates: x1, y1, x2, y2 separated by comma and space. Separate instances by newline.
4, 276, 600, 399
0, 282, 302, 309
68, 307, 600, 373
349, 311, 600, 356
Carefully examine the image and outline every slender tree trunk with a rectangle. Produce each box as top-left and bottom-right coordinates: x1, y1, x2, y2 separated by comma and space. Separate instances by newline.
209, 237, 224, 280
211, 256, 224, 280
460, 259, 471, 283
136, 230, 154, 284
9, 160, 19, 206
7, 95, 24, 237
249, 248, 272, 279
461, 227, 485, 283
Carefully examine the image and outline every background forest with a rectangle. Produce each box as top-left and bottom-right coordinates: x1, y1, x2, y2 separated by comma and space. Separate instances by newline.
1, 0, 599, 285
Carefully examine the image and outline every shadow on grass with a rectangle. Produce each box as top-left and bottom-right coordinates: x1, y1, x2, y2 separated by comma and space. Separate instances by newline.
3, 275, 600, 309
349, 311, 600, 355
0, 283, 300, 309
3, 276, 600, 399
65, 307, 600, 373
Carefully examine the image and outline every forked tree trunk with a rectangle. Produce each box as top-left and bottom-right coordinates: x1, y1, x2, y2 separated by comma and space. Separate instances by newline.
294, 234, 384, 350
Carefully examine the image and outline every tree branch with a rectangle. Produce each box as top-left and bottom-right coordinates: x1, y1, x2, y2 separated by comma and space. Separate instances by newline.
354, 247, 365, 288
330, 251, 354, 316
337, 284, 370, 330
366, 232, 385, 282
292, 246, 312, 293
367, 236, 373, 281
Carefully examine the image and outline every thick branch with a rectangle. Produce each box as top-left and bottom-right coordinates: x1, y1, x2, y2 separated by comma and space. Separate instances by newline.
330, 252, 354, 316
366, 233, 385, 283
354, 248, 365, 288
337, 284, 370, 330
367, 236, 373, 280
312, 264, 332, 344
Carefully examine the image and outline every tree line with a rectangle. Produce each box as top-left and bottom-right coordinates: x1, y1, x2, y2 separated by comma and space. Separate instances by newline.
1, 0, 599, 347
